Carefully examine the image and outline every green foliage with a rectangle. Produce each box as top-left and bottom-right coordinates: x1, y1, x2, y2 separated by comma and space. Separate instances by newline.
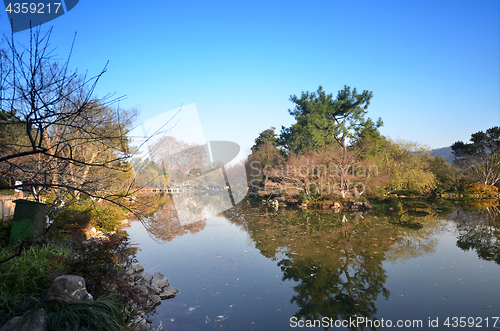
0, 217, 13, 247
429, 156, 460, 193
0, 243, 68, 298
54, 201, 125, 232
251, 127, 280, 153
390, 189, 422, 197
47, 297, 126, 331
280, 85, 381, 153
377, 139, 436, 194
62, 233, 148, 313
0, 234, 147, 329
0, 294, 127, 331
456, 176, 475, 193
452, 126, 500, 186
0, 293, 44, 326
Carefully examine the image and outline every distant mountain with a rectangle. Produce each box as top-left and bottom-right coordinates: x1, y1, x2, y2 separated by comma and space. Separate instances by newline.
431, 146, 454, 165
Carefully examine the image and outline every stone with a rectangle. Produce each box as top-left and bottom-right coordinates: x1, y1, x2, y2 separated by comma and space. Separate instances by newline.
126, 262, 144, 275
47, 275, 93, 302
130, 317, 151, 331
136, 284, 149, 296
138, 272, 153, 287
150, 294, 161, 306
133, 271, 145, 282
0, 309, 47, 331
146, 285, 160, 296
159, 286, 179, 299
151, 272, 169, 290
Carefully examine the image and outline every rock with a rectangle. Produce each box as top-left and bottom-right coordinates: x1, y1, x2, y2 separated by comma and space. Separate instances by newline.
149, 294, 161, 306
0, 309, 47, 331
130, 317, 151, 331
151, 272, 169, 290
139, 272, 153, 287
159, 286, 179, 299
47, 275, 93, 302
126, 262, 144, 275
136, 284, 149, 296
146, 285, 160, 296
133, 271, 145, 282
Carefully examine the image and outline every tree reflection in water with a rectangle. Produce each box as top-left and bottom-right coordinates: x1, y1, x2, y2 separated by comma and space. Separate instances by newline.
143, 195, 207, 242
224, 205, 440, 330
450, 200, 500, 264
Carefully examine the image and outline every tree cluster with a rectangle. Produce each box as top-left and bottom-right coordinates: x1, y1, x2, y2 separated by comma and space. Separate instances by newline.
247, 85, 462, 202
452, 126, 500, 186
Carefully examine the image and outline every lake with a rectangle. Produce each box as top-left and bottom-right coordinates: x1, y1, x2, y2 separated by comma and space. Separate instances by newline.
126, 200, 500, 330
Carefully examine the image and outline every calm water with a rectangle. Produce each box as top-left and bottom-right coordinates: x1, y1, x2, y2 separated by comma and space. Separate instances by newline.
127, 201, 500, 330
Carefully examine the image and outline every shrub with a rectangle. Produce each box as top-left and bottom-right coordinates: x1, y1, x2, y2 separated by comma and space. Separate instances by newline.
54, 201, 125, 233
468, 183, 499, 195
62, 233, 149, 315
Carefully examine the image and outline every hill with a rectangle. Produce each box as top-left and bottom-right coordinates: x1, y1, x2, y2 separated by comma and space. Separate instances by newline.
431, 146, 454, 165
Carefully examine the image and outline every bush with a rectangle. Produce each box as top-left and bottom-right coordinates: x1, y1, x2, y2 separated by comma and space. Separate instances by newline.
62, 233, 149, 314
468, 183, 499, 195
54, 201, 125, 232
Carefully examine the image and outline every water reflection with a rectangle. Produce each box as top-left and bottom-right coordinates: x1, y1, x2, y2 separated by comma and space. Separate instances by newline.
223, 205, 444, 329
142, 195, 206, 242
449, 201, 500, 264
131, 199, 500, 330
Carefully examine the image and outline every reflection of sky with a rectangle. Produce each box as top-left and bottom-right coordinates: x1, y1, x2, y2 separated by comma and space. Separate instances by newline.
128, 215, 297, 331
128, 212, 500, 330
380, 220, 500, 325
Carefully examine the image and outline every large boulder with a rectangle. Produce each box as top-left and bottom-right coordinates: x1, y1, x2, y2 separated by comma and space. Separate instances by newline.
47, 275, 93, 302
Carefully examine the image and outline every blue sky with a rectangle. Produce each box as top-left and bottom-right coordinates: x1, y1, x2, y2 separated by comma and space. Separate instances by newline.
1, 0, 499, 156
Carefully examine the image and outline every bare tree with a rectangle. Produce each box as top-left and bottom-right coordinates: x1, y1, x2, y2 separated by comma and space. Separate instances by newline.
0, 27, 135, 216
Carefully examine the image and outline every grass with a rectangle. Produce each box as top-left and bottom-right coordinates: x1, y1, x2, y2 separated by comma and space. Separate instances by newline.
0, 241, 136, 330
0, 242, 69, 325
0, 293, 44, 326
47, 297, 126, 331
0, 293, 128, 330
0, 242, 69, 298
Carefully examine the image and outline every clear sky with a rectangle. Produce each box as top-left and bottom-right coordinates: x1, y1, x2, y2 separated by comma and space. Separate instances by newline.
1, 0, 499, 157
